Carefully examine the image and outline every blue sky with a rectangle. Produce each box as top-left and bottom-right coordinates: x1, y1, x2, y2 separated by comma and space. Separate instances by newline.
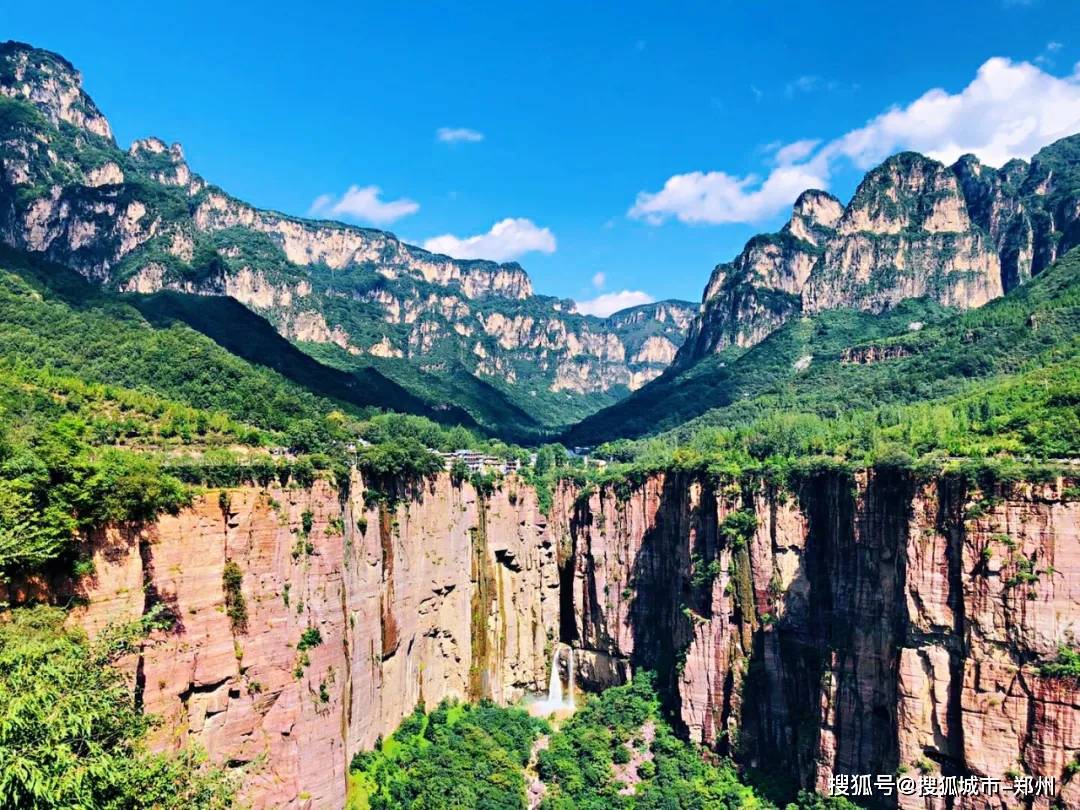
6, 1, 1080, 312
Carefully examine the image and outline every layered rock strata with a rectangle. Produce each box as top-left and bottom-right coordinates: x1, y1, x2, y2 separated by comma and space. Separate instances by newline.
9, 472, 557, 808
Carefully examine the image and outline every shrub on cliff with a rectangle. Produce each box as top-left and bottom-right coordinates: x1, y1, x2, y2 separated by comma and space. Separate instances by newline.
0, 429, 189, 574
1039, 646, 1080, 678
0, 606, 234, 808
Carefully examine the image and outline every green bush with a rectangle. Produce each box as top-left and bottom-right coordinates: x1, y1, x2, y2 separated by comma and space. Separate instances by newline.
297, 628, 323, 652
1040, 646, 1080, 678
0, 606, 234, 808
222, 560, 247, 633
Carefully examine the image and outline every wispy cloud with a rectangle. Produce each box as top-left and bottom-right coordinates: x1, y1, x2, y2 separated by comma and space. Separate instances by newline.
575, 290, 654, 317
1035, 40, 1063, 67
423, 218, 556, 262
630, 56, 1080, 226
784, 74, 821, 97
309, 185, 419, 225
772, 138, 822, 166
784, 75, 857, 99
436, 127, 485, 144
591, 271, 606, 289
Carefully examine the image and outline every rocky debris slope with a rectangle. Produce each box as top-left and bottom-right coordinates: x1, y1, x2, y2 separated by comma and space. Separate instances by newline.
675, 140, 1080, 369
0, 42, 694, 427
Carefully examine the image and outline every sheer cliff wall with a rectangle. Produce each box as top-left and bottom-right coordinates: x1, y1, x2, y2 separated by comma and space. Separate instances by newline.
8, 468, 1078, 809
555, 469, 1080, 810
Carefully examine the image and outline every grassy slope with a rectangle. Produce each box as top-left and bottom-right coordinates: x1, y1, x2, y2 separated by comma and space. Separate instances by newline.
0, 247, 478, 433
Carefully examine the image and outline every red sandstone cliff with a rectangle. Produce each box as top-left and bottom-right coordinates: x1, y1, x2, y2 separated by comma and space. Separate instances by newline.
10, 472, 558, 808
555, 470, 1080, 810
7, 467, 1078, 809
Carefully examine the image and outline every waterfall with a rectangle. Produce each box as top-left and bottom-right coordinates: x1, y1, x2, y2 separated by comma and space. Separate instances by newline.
533, 643, 575, 715
546, 644, 564, 707
567, 646, 575, 708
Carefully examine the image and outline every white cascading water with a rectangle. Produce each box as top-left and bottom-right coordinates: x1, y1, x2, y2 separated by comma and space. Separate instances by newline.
566, 646, 574, 708
546, 644, 564, 707
532, 643, 574, 715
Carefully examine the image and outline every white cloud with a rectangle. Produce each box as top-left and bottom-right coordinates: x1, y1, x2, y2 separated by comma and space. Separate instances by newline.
423, 218, 556, 262
630, 57, 1080, 226
574, 290, 655, 317
824, 57, 1080, 169
773, 138, 822, 166
591, 271, 606, 289
628, 163, 829, 225
436, 127, 485, 144
309, 185, 419, 225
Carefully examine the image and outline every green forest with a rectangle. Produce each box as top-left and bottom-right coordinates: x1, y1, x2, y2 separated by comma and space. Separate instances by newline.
347, 675, 858, 810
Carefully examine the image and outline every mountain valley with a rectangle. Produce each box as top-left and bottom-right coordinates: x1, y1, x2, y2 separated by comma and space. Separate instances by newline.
1, 38, 1079, 810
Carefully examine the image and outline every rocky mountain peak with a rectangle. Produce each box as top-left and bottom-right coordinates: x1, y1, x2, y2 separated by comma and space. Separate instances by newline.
790, 188, 843, 229
669, 135, 1080, 371
785, 189, 843, 246
0, 41, 112, 140
838, 151, 971, 235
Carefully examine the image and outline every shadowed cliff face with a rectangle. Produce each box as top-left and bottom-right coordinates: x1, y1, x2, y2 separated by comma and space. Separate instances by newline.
6, 468, 1078, 809
555, 469, 1080, 810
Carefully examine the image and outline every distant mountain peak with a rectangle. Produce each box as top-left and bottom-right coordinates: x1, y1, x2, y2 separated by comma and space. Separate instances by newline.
672, 133, 1080, 372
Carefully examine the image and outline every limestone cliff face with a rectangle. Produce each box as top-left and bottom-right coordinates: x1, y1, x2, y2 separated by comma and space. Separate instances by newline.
555, 470, 1080, 809
10, 473, 558, 809
0, 41, 112, 139
675, 142, 1080, 369
0, 42, 695, 417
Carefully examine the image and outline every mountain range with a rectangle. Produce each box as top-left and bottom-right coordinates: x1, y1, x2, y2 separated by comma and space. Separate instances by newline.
5, 40, 1080, 452
0, 40, 695, 440
569, 131, 1080, 443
